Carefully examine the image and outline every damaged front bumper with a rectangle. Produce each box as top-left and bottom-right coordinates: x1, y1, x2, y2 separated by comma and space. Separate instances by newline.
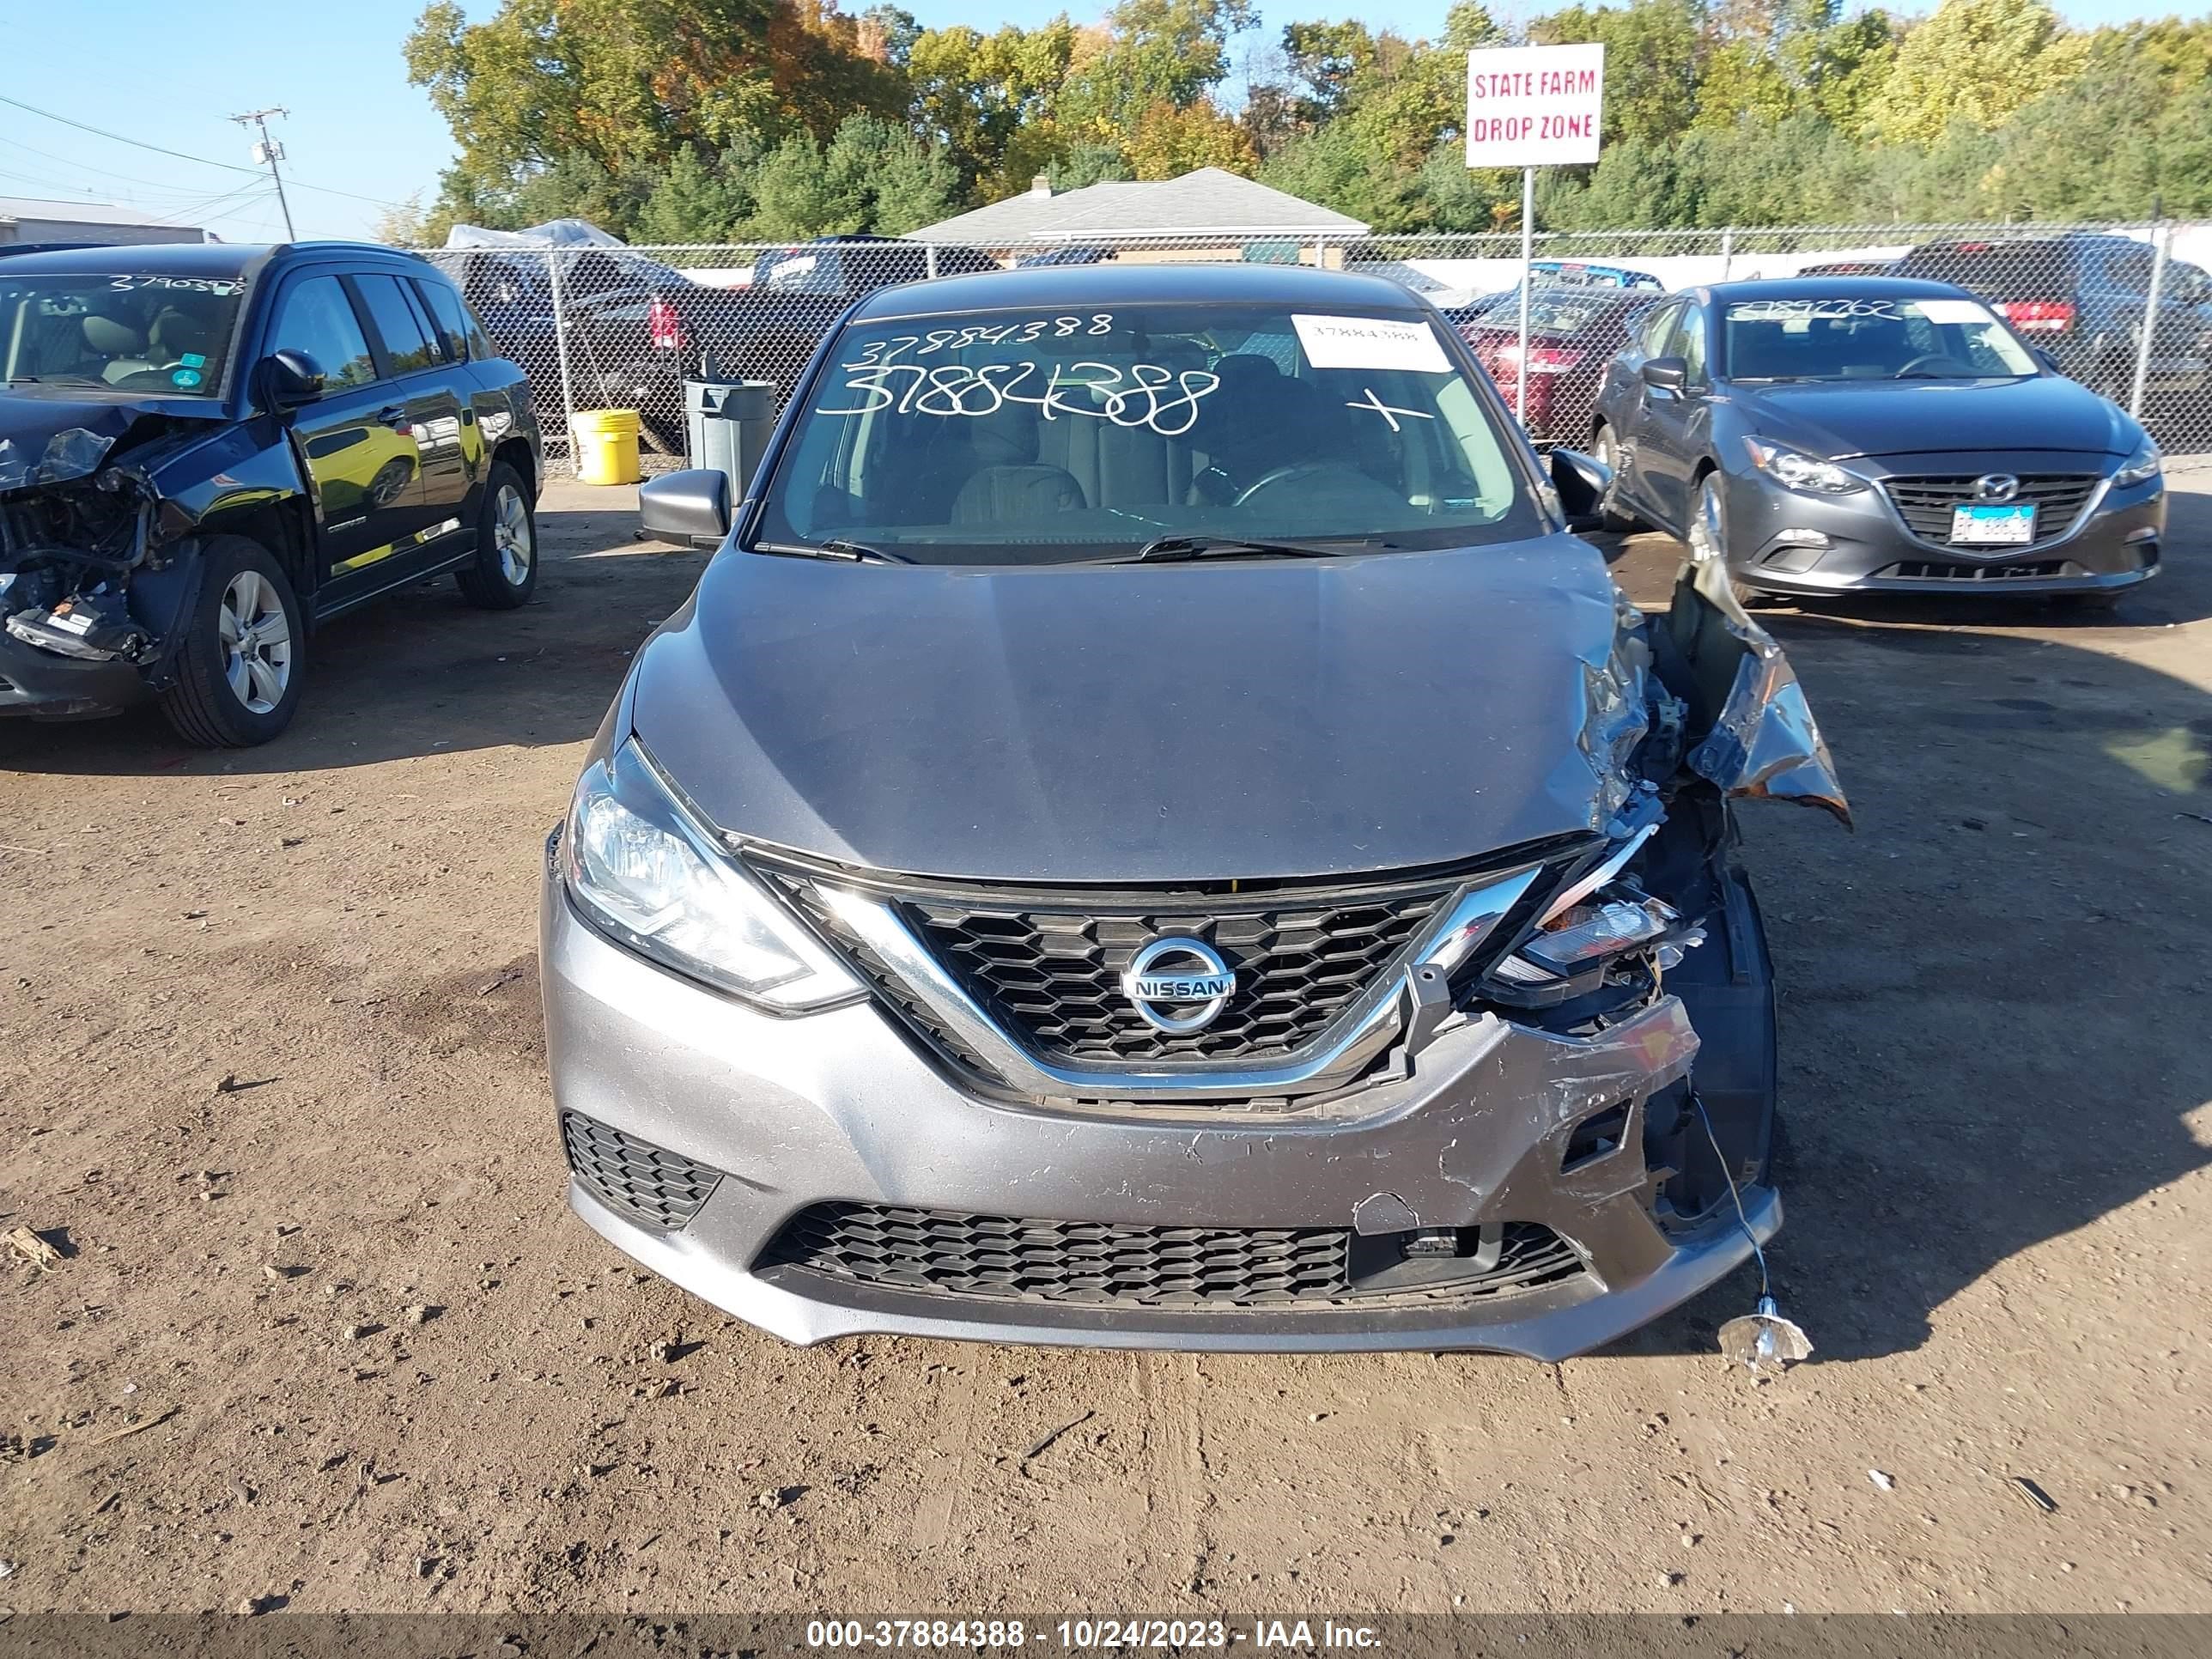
0, 627, 150, 717
0, 428, 177, 719
541, 873, 1778, 1358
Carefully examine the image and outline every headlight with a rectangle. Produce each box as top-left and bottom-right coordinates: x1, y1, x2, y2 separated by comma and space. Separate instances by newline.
2113, 440, 2161, 489
562, 740, 860, 1012
1742, 436, 1866, 495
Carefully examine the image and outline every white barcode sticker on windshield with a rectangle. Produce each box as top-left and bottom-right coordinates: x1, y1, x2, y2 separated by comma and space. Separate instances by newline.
1916, 299, 1994, 325
1292, 314, 1451, 374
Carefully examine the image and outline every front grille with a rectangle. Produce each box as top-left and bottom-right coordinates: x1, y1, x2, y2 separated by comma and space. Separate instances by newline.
1881, 474, 2098, 547
902, 885, 1450, 1064
1878, 558, 2071, 581
561, 1111, 722, 1230
759, 1202, 1584, 1308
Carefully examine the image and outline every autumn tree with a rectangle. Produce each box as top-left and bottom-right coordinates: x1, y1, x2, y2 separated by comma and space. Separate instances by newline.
1863, 0, 2085, 146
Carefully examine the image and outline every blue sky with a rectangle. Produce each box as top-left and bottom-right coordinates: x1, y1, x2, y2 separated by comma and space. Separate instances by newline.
0, 0, 2191, 242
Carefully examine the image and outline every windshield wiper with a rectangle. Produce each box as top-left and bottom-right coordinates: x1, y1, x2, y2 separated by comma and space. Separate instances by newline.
1121, 534, 1374, 563
750, 538, 913, 565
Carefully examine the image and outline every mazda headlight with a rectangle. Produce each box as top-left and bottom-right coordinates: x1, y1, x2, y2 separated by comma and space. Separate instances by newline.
1743, 437, 1865, 495
562, 741, 860, 1011
2113, 440, 2162, 489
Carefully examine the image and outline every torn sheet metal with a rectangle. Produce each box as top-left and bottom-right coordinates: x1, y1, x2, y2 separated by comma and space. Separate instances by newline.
1567, 586, 1656, 824
1691, 648, 1850, 823
1678, 559, 1852, 826
0, 428, 114, 494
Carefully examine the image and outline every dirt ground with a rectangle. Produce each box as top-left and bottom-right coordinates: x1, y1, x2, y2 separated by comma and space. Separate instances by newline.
3, 475, 2209, 1619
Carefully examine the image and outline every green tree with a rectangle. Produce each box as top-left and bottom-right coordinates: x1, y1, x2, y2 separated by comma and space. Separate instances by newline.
907, 21, 1078, 199
1864, 0, 2085, 146
634, 143, 760, 243
1046, 144, 1134, 191
1126, 98, 1259, 178
1531, 0, 1705, 150
746, 114, 960, 238
1059, 0, 1257, 140
404, 0, 902, 207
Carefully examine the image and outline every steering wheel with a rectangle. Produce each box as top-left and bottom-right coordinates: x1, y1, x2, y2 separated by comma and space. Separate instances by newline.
1232, 460, 1345, 507
1893, 353, 1974, 378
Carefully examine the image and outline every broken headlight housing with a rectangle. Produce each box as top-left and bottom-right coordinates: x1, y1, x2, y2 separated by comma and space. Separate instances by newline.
562, 740, 860, 1012
1483, 829, 1703, 1005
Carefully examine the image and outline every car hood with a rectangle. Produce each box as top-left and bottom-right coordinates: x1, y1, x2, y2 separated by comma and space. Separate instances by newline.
1728, 375, 2133, 461
628, 540, 1642, 884
0, 390, 222, 493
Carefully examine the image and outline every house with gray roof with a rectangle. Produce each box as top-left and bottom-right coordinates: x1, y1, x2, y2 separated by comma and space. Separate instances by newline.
0, 196, 208, 247
909, 167, 1369, 246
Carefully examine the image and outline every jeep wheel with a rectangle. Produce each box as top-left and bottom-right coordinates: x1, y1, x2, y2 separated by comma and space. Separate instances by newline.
456, 463, 538, 610
157, 536, 306, 748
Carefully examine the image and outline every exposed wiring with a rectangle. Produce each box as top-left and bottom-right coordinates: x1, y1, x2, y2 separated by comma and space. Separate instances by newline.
1692, 1089, 1771, 1299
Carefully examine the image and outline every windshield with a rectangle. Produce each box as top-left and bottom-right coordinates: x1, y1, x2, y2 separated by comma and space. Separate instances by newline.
753, 301, 1539, 564
1722, 295, 2039, 382
0, 272, 246, 396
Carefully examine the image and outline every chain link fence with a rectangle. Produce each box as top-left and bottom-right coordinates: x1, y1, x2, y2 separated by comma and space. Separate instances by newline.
413, 221, 2212, 477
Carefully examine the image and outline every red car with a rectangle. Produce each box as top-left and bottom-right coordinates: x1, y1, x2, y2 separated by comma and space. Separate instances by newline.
1455, 288, 1663, 443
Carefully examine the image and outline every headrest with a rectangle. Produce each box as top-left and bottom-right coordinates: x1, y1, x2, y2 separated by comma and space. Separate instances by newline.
82, 315, 144, 356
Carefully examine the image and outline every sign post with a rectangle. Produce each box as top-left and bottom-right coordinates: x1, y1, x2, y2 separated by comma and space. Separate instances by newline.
1466, 43, 1606, 432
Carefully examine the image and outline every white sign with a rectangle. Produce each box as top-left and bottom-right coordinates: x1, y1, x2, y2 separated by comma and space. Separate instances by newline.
1291, 313, 1451, 374
1466, 43, 1606, 169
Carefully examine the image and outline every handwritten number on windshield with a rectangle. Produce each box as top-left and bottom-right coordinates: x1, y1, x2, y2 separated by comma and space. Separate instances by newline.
841, 315, 1115, 371
818, 357, 1222, 437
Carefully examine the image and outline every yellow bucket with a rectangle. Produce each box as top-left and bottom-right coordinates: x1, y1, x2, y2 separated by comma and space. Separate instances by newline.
570, 408, 641, 486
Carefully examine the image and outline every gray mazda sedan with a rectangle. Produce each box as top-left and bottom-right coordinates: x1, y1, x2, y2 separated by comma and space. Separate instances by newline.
544, 264, 1846, 1357
1592, 277, 2166, 607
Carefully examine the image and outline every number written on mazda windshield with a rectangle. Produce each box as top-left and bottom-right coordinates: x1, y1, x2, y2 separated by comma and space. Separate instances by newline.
844, 314, 1117, 366
820, 358, 1223, 437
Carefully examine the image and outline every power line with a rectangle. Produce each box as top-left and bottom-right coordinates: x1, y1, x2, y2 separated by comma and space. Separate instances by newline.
0, 133, 257, 198
0, 158, 262, 209
0, 92, 404, 208
0, 162, 274, 232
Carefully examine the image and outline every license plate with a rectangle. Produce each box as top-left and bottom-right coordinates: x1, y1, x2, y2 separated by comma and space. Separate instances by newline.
1950, 503, 2037, 545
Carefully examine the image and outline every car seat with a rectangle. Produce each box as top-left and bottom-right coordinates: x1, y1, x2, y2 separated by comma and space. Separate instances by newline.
82, 315, 155, 385
149, 307, 214, 367
949, 404, 1087, 526
1188, 356, 1355, 503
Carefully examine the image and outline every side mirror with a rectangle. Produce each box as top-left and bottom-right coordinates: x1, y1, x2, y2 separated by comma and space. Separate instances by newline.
2032, 348, 2061, 374
1550, 447, 1614, 532
637, 468, 732, 548
1640, 356, 1688, 392
264, 349, 325, 408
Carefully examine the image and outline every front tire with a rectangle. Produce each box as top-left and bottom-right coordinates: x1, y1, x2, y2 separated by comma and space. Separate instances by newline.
456, 463, 538, 610
157, 536, 306, 749
1590, 424, 1642, 532
1687, 472, 1767, 609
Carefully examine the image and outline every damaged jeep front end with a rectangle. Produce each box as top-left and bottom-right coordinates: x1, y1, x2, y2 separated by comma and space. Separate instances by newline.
0, 423, 213, 720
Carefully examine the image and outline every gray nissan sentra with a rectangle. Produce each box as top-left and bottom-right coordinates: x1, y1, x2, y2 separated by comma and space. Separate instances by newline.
542, 264, 1848, 1358
1592, 276, 2166, 607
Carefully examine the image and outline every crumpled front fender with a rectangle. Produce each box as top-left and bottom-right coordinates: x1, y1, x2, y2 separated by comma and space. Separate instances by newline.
1662, 556, 1851, 826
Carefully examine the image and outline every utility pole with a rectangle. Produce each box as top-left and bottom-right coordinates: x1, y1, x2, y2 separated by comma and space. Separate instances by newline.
229, 106, 296, 240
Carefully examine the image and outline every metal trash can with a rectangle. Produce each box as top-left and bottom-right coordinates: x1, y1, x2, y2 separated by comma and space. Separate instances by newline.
684, 380, 775, 499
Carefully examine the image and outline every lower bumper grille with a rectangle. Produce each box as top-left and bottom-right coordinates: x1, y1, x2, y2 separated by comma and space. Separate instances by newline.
758, 1202, 1585, 1309
1875, 558, 2073, 581
1881, 474, 2097, 546
562, 1111, 722, 1231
